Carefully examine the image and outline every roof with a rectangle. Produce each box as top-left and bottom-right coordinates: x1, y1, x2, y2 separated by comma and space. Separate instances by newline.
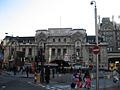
35, 28, 86, 37
48, 28, 72, 36
86, 35, 103, 44
4, 36, 34, 40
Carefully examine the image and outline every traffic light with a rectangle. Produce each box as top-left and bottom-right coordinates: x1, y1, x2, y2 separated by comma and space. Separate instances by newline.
37, 48, 45, 62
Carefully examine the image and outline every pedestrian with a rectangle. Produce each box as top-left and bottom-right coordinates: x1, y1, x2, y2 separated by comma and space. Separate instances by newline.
71, 69, 83, 89
75, 69, 83, 88
34, 71, 37, 83
22, 66, 25, 74
52, 68, 55, 78
13, 65, 17, 75
25, 66, 29, 77
112, 69, 119, 83
45, 66, 50, 84
83, 71, 91, 89
71, 70, 77, 89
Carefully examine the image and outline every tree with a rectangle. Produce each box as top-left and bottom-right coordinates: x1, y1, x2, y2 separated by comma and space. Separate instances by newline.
0, 41, 4, 61
0, 41, 4, 73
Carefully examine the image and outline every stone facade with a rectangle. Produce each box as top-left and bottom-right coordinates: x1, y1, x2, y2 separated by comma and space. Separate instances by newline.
99, 17, 120, 66
35, 28, 107, 66
3, 28, 108, 67
99, 17, 120, 52
35, 28, 86, 63
3, 36, 37, 64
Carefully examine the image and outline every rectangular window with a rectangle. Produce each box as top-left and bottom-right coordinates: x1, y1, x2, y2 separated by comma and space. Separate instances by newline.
22, 48, 26, 56
28, 48, 32, 55
22, 48, 25, 53
57, 49, 61, 56
63, 49, 67, 56
52, 48, 55, 56
11, 48, 14, 55
89, 48, 92, 53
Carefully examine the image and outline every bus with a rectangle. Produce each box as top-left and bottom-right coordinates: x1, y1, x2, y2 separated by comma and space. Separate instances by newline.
108, 57, 120, 71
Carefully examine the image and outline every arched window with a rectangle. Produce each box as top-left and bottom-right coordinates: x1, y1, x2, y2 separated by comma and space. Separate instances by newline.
64, 38, 66, 42
75, 41, 81, 47
28, 48, 32, 55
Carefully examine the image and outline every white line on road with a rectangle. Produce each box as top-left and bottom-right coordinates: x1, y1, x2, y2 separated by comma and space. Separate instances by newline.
1, 85, 6, 89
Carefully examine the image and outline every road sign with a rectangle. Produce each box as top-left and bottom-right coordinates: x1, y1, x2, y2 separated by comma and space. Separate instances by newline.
93, 45, 100, 54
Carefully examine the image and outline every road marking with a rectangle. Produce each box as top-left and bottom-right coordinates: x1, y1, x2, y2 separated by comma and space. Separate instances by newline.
1, 85, 6, 89
91, 84, 95, 88
38, 84, 46, 87
27, 81, 71, 90
27, 81, 46, 87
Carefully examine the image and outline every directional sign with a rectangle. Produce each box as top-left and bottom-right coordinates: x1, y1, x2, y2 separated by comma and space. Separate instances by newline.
93, 45, 100, 54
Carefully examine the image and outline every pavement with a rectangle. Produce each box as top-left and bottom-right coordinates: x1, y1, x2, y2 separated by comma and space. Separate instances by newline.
2, 71, 120, 90
100, 86, 120, 90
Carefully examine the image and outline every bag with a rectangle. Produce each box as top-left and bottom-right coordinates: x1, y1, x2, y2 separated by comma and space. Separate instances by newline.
77, 81, 83, 88
71, 82, 76, 89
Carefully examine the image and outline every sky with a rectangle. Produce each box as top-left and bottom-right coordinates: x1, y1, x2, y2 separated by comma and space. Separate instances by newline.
0, 0, 120, 40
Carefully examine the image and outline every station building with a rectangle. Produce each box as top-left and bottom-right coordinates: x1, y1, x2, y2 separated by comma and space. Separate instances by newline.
3, 28, 107, 68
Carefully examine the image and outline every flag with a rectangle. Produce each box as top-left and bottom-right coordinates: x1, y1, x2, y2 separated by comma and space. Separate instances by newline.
0, 52, 3, 60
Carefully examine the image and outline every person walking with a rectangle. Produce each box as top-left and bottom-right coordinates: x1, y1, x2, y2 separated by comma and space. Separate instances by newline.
13, 65, 17, 75
45, 66, 50, 84
83, 71, 91, 89
25, 66, 29, 78
71, 69, 83, 89
22, 66, 25, 74
75, 69, 83, 88
112, 69, 119, 83
52, 68, 55, 78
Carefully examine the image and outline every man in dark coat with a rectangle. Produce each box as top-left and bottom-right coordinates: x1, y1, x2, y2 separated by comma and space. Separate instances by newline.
25, 66, 29, 77
45, 66, 50, 84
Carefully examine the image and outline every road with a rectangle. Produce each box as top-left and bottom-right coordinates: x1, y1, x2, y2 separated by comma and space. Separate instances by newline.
0, 71, 119, 90
0, 72, 45, 90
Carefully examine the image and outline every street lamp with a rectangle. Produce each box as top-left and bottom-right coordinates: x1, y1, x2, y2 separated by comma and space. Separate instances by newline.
91, 1, 99, 90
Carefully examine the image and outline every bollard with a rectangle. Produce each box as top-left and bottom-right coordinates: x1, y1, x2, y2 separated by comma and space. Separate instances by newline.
107, 75, 110, 79
91, 73, 94, 79
34, 72, 37, 83
36, 73, 40, 83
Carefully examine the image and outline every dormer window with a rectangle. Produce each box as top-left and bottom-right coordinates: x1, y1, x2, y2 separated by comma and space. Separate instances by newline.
29, 40, 32, 44
23, 40, 26, 44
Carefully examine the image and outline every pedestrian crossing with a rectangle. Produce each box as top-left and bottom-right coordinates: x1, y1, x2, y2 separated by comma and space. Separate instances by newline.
45, 85, 71, 90
27, 81, 98, 90
27, 81, 71, 90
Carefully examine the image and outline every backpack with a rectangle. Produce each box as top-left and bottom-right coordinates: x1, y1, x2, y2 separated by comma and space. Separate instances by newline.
71, 82, 76, 89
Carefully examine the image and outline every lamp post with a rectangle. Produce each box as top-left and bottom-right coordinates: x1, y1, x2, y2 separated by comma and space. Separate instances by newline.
91, 1, 99, 90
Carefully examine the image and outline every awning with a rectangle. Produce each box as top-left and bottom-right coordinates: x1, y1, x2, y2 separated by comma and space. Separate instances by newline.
50, 60, 70, 67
